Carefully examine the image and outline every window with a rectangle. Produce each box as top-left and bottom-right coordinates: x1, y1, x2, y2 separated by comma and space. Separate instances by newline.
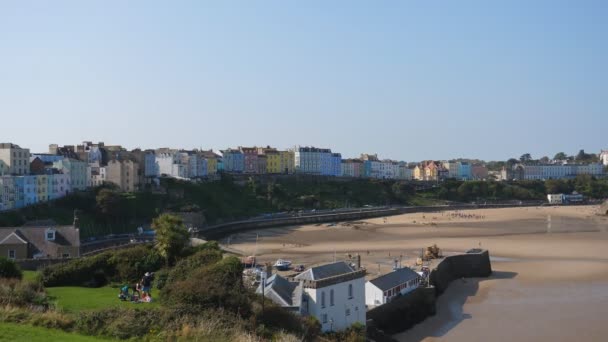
322, 314, 328, 324
346, 308, 351, 316
62, 253, 70, 258
46, 229, 56, 241
348, 284, 353, 299
8, 250, 15, 259
321, 291, 326, 308
330, 289, 334, 306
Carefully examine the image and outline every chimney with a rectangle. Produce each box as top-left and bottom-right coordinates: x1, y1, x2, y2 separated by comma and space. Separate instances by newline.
356, 254, 361, 270
266, 262, 272, 279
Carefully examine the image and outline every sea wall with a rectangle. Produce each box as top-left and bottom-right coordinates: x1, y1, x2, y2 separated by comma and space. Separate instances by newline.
367, 287, 437, 335
430, 249, 492, 295
198, 203, 546, 240
199, 208, 402, 239
366, 250, 492, 337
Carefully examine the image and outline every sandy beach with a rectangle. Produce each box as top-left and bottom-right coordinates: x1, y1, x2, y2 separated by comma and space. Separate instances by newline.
227, 205, 608, 341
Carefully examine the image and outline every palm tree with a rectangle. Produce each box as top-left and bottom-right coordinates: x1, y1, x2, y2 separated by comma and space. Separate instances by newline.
152, 214, 189, 265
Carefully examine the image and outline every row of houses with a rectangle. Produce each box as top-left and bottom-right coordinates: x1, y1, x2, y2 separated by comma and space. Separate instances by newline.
0, 143, 90, 211
510, 163, 606, 180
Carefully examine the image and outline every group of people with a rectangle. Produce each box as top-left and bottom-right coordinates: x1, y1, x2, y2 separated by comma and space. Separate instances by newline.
445, 211, 486, 220
118, 272, 155, 303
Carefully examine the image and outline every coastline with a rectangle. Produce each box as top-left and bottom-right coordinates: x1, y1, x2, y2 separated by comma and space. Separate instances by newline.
228, 205, 608, 341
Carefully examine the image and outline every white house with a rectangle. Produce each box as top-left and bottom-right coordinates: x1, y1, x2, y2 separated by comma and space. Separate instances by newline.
601, 150, 608, 166
257, 261, 366, 332
547, 194, 564, 205
365, 267, 422, 307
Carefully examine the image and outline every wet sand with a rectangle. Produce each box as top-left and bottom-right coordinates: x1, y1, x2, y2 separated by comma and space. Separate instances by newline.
228, 205, 608, 341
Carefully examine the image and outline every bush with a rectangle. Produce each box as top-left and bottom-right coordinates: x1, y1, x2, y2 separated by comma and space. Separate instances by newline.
41, 252, 112, 287
75, 307, 162, 339
108, 244, 163, 283
161, 248, 223, 290
162, 256, 250, 315
41, 244, 163, 287
322, 322, 366, 342
30, 310, 75, 330
0, 278, 49, 308
0, 257, 22, 279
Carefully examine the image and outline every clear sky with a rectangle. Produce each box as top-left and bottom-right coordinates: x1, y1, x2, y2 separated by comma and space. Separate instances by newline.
1, 1, 606, 161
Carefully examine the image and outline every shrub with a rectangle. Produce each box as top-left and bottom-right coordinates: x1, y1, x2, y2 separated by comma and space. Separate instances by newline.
30, 310, 75, 330
253, 303, 304, 336
0, 278, 49, 308
322, 322, 366, 342
161, 248, 223, 290
40, 252, 112, 287
162, 256, 251, 315
108, 244, 163, 283
41, 245, 163, 287
75, 307, 160, 338
0, 257, 22, 279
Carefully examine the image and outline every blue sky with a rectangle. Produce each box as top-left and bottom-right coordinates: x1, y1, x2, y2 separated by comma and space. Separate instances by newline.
1, 1, 606, 161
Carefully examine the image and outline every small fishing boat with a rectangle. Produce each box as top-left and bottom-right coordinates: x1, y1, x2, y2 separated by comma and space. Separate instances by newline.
273, 259, 292, 270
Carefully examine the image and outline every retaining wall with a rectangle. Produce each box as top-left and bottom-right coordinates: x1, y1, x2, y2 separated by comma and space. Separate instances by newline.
430, 249, 492, 295
366, 287, 437, 335
198, 203, 547, 240
366, 250, 492, 337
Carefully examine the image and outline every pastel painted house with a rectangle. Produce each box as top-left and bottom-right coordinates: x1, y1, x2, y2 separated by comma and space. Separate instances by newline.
220, 149, 244, 173
53, 158, 87, 191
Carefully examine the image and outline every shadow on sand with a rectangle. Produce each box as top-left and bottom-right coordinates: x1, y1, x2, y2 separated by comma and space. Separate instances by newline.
395, 270, 518, 342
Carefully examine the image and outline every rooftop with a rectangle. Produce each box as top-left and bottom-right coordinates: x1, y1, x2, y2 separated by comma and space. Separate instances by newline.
294, 261, 356, 281
368, 267, 421, 291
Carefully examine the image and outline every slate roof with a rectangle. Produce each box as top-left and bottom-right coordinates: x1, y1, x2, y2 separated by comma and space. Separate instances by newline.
256, 274, 300, 307
369, 267, 421, 291
0, 231, 28, 245
0, 226, 79, 258
294, 261, 356, 281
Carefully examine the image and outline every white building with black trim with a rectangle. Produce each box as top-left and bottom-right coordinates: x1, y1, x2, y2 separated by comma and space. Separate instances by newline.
365, 267, 422, 307
257, 261, 366, 332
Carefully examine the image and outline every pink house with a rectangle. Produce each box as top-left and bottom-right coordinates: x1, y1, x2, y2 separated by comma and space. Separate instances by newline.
240, 147, 259, 174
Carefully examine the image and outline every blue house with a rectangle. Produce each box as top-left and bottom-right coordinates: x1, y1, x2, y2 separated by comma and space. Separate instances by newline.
458, 162, 472, 180
221, 149, 244, 173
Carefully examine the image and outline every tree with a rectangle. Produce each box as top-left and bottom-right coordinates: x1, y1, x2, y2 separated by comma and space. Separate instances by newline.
506, 158, 519, 167
576, 149, 587, 161
520, 153, 532, 163
152, 214, 190, 265
553, 152, 567, 160
95, 188, 125, 220
539, 156, 550, 164
0, 257, 22, 279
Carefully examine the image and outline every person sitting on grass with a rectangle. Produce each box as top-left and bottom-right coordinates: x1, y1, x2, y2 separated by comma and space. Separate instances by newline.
118, 285, 130, 301
130, 283, 141, 302
141, 291, 152, 303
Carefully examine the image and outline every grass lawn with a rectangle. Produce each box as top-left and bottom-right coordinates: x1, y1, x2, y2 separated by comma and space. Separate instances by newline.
0, 322, 113, 342
47, 286, 160, 313
22, 270, 40, 282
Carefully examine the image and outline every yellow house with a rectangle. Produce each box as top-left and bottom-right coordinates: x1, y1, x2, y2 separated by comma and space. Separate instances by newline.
36, 174, 49, 202
206, 157, 217, 175
266, 151, 282, 174
279, 150, 295, 174
413, 165, 424, 180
